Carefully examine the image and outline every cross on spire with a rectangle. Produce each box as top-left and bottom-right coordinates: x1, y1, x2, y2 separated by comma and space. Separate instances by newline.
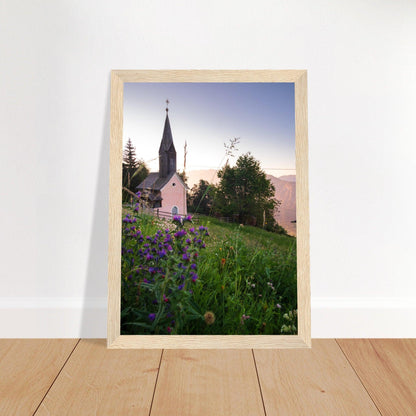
166, 99, 169, 113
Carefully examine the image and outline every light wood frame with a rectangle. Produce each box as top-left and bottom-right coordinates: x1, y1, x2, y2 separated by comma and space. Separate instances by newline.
108, 70, 310, 348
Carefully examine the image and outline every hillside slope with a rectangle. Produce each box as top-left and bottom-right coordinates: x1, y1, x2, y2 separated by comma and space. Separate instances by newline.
187, 170, 297, 236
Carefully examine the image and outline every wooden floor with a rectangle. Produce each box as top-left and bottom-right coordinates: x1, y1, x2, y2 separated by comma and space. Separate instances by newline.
1, 340, 415, 415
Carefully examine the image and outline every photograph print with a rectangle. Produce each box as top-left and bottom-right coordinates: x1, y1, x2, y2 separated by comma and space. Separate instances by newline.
120, 80, 299, 336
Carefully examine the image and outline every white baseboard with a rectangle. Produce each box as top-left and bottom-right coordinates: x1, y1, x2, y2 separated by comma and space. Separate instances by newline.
1, 297, 415, 338
312, 297, 416, 338
0, 298, 107, 338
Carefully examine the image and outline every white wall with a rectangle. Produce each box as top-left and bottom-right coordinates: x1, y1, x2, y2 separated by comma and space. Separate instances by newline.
1, 0, 415, 337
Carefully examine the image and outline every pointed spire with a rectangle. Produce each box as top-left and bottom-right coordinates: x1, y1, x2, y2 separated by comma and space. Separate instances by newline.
159, 101, 176, 178
159, 112, 175, 153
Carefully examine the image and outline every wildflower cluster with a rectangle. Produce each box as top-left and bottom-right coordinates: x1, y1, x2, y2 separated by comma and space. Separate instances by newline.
121, 212, 209, 335
281, 309, 297, 334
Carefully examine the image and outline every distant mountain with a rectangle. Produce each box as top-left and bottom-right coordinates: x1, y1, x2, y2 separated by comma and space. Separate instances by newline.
266, 175, 296, 236
277, 175, 296, 183
186, 169, 296, 236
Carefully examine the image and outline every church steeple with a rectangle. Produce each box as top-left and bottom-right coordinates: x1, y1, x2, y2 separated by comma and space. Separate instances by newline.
159, 100, 176, 178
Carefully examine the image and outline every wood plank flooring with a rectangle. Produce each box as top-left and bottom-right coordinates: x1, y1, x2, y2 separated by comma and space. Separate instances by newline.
254, 340, 380, 416
0, 339, 415, 416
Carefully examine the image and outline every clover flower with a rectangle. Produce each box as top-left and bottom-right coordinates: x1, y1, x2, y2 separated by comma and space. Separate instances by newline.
204, 311, 215, 325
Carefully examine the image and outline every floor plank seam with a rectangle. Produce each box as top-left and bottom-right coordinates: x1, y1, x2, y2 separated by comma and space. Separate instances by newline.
251, 349, 267, 416
148, 349, 164, 416
31, 339, 81, 416
335, 340, 383, 416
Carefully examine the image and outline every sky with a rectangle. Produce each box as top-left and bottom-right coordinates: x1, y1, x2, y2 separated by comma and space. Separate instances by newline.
123, 82, 295, 178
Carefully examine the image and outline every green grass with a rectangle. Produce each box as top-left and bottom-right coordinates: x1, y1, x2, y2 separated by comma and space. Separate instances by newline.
184, 216, 297, 335
121, 209, 298, 335
197, 215, 295, 251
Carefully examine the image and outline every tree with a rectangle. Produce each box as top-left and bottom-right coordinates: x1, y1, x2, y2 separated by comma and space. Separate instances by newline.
123, 138, 137, 191
188, 180, 215, 215
215, 152, 283, 232
122, 139, 149, 202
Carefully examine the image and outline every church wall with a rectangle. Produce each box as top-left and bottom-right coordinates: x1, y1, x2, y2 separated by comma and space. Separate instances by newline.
160, 173, 187, 216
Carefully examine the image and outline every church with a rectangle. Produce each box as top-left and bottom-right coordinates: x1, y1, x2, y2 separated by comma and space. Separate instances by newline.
137, 105, 187, 217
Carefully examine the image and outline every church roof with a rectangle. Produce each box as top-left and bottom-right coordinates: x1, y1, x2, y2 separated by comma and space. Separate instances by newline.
137, 171, 174, 191
159, 114, 176, 153
137, 171, 188, 191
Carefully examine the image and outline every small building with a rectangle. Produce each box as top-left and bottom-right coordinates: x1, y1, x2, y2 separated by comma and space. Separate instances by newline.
137, 106, 187, 217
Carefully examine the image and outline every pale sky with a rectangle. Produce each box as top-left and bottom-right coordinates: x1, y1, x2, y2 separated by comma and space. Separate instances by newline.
123, 82, 295, 178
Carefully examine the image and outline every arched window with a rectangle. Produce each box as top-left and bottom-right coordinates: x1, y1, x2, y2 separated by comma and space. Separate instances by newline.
171, 206, 178, 217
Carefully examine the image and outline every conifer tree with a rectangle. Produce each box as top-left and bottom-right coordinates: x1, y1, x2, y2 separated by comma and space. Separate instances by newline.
123, 138, 137, 191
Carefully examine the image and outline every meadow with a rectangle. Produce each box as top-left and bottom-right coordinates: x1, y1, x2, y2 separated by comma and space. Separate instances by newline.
121, 207, 297, 335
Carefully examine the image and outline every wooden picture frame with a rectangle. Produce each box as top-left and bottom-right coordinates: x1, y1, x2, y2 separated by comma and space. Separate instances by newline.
108, 70, 310, 348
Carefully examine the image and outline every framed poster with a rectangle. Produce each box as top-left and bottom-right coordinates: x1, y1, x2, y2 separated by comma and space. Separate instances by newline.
108, 70, 310, 348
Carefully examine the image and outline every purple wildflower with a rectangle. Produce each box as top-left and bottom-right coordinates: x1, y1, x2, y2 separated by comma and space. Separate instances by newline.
174, 229, 187, 238
148, 313, 156, 321
178, 284, 184, 290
